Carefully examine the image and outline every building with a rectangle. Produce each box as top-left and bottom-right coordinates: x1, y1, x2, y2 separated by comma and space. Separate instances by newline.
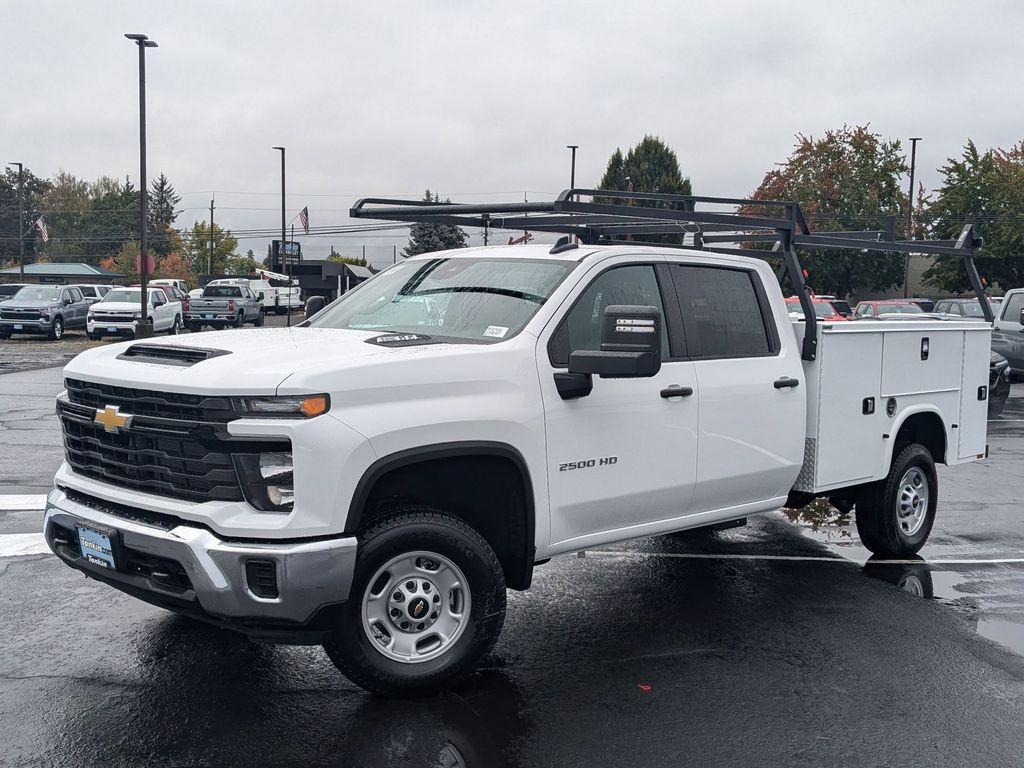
0, 262, 123, 285
286, 260, 374, 302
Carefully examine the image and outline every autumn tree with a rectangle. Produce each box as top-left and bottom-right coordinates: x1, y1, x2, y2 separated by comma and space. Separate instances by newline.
742, 125, 908, 299
921, 140, 1024, 293
180, 220, 240, 276
403, 190, 468, 257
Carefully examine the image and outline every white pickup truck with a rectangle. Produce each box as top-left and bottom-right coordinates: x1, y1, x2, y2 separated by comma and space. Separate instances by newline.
43, 192, 992, 696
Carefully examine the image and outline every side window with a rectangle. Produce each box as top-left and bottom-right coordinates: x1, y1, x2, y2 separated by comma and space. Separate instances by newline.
951, 303, 964, 316
549, 265, 669, 367
864, 305, 875, 317
671, 265, 775, 358
60, 289, 72, 303
1002, 292, 1024, 322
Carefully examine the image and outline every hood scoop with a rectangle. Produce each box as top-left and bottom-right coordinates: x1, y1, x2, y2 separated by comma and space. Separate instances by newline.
117, 344, 231, 367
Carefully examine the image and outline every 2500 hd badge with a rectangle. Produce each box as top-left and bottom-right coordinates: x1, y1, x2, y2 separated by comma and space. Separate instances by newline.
559, 456, 618, 471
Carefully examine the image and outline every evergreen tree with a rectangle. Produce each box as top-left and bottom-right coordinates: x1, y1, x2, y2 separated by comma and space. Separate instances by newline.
149, 173, 181, 257
403, 190, 468, 257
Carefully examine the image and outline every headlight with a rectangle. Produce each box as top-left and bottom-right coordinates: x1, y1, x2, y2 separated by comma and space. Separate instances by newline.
233, 451, 294, 513
133, 311, 143, 319
233, 394, 330, 418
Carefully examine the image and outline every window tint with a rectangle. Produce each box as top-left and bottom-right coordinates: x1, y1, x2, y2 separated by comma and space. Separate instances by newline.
671, 265, 772, 358
549, 265, 668, 366
1003, 292, 1024, 322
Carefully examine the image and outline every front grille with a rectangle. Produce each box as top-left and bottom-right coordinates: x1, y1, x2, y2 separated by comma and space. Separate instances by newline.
65, 378, 237, 422
61, 414, 243, 502
1, 309, 42, 321
92, 313, 136, 323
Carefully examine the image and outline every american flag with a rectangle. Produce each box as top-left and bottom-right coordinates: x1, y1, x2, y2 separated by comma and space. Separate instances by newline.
298, 206, 310, 235
34, 216, 49, 243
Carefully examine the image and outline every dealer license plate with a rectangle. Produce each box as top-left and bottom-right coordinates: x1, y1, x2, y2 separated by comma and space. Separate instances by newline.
204, 314, 213, 319
107, 327, 118, 333
76, 525, 117, 570
13, 324, 23, 330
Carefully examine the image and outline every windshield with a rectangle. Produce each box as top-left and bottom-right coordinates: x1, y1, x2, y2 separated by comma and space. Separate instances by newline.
204, 286, 243, 297
103, 289, 143, 304
962, 302, 989, 318
12, 286, 61, 302
877, 303, 923, 315
309, 257, 574, 342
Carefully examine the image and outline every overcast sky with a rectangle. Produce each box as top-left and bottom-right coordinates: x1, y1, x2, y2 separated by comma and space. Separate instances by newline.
4, 0, 1023, 267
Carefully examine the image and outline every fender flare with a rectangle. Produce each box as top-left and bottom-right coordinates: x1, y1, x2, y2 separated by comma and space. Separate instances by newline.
885, 405, 947, 468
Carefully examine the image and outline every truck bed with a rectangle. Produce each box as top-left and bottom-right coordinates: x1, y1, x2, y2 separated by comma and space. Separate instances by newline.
793, 319, 991, 494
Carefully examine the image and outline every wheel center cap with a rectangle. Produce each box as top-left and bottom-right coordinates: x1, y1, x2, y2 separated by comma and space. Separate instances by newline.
408, 597, 430, 620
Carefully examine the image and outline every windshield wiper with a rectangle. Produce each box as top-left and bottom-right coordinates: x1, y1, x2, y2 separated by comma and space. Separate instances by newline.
404, 286, 545, 304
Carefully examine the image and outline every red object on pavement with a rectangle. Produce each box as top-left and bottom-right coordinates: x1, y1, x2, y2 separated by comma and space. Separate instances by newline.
637, 683, 652, 692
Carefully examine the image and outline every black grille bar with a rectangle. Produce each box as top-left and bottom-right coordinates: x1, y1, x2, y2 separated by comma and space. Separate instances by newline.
65, 378, 237, 422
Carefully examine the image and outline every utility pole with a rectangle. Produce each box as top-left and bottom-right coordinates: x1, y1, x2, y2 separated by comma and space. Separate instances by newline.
393, 244, 397, 264
7, 162, 24, 281
208, 197, 215, 276
904, 137, 922, 298
566, 145, 578, 189
125, 33, 158, 338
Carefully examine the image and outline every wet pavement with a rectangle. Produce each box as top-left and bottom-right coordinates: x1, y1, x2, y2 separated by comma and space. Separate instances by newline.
0, 369, 1023, 766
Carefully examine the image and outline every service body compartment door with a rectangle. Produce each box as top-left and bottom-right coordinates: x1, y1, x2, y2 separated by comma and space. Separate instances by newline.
881, 329, 961, 395
814, 329, 885, 488
958, 328, 991, 460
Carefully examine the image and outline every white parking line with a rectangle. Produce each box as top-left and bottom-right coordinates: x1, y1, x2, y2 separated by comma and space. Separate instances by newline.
0, 494, 47, 512
584, 550, 1024, 567
0, 533, 49, 557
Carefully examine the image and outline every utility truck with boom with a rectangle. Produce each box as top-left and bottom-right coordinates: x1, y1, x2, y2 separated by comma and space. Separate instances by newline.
44, 190, 992, 696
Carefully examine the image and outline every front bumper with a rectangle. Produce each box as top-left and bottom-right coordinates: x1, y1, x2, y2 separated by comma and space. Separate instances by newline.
44, 487, 358, 642
0, 319, 52, 333
87, 318, 139, 335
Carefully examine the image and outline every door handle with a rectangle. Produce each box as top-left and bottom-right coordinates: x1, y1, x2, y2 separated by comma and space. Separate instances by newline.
660, 385, 693, 399
774, 377, 800, 389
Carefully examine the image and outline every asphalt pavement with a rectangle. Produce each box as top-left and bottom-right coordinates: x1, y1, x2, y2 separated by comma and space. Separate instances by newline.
0, 363, 1023, 767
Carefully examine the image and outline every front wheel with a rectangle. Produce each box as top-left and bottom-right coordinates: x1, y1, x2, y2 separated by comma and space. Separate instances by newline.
253, 311, 264, 327
168, 315, 182, 335
323, 508, 506, 697
233, 311, 244, 328
47, 317, 64, 341
87, 331, 103, 341
855, 443, 937, 557
187, 321, 202, 333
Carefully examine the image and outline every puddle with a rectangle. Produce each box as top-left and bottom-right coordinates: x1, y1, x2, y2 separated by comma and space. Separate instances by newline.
785, 504, 1024, 657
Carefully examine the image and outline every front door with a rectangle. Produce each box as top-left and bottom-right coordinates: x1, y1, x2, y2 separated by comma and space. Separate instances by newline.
538, 259, 699, 550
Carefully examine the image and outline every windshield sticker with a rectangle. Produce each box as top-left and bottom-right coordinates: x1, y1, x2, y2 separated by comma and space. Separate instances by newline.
483, 325, 509, 338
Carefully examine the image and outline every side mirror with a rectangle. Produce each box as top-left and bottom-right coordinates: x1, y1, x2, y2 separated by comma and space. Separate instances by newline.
153, 296, 165, 306
1018, 307, 1024, 326
64, 297, 73, 305
568, 305, 663, 379
306, 295, 327, 318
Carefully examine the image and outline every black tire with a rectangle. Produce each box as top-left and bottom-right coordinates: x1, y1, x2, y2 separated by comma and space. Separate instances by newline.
168, 315, 182, 335
87, 331, 103, 341
0, 332, 10, 340
47, 317, 64, 341
323, 508, 506, 697
233, 311, 244, 328
187, 322, 202, 333
253, 311, 264, 327
855, 443, 937, 557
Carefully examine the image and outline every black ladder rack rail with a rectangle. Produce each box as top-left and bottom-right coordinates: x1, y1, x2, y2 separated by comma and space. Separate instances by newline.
350, 188, 990, 361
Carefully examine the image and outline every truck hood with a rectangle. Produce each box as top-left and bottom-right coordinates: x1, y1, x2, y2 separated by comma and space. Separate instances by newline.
90, 302, 144, 313
61, 327, 497, 395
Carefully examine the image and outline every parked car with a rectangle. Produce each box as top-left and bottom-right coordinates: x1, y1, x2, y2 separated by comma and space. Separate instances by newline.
72, 284, 113, 306
908, 298, 935, 312
151, 281, 190, 315
933, 297, 1002, 319
0, 284, 90, 340
86, 286, 183, 339
186, 283, 264, 331
0, 283, 28, 303
151, 278, 191, 296
853, 299, 925, 318
989, 351, 1012, 417
45, 241, 991, 696
992, 288, 1024, 378
785, 296, 849, 321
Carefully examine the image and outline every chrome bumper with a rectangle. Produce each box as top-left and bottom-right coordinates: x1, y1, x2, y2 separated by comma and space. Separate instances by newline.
44, 487, 358, 627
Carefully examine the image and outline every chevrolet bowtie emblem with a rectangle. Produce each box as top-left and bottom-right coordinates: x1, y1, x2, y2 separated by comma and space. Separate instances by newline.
94, 405, 133, 434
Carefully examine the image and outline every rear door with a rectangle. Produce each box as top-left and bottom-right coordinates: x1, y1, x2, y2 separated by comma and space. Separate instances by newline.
667, 262, 806, 514
993, 291, 1024, 373
539, 258, 700, 549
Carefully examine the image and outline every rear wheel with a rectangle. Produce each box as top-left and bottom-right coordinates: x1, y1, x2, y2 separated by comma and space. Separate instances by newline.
856, 443, 937, 557
47, 317, 64, 341
324, 508, 506, 697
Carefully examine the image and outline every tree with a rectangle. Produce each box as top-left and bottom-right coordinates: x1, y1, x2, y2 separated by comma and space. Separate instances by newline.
149, 173, 181, 257
111, 240, 140, 282
403, 190, 468, 257
0, 166, 51, 261
180, 220, 240, 276
37, 171, 91, 259
77, 176, 141, 264
327, 248, 368, 266
741, 125, 909, 299
596, 136, 692, 198
155, 252, 192, 283
921, 140, 1024, 293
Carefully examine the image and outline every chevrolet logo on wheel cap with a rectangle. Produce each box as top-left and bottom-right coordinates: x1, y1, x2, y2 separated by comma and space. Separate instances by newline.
94, 405, 133, 434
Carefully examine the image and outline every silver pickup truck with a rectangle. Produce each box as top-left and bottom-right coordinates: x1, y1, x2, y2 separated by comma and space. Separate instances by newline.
185, 284, 264, 331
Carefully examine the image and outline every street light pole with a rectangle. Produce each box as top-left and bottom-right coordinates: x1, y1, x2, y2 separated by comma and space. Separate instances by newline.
272, 146, 289, 327
6, 162, 24, 282
566, 145, 578, 190
125, 33, 158, 338
904, 137, 922, 298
